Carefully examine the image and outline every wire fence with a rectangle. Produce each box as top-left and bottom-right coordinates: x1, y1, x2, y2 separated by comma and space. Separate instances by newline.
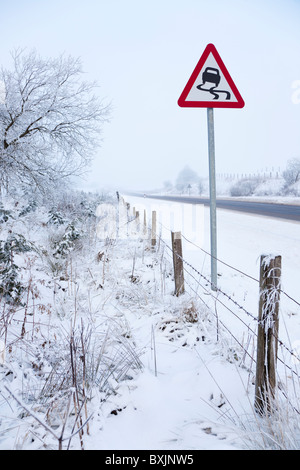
124, 197, 300, 416
154, 219, 300, 384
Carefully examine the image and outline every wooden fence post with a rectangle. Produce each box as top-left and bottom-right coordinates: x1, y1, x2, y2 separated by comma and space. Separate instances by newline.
254, 254, 281, 415
151, 211, 156, 248
171, 231, 185, 296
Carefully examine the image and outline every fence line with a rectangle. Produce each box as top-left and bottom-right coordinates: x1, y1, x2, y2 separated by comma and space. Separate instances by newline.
162, 244, 257, 365
125, 201, 300, 392
157, 218, 300, 310
181, 231, 260, 284
158, 230, 258, 322
154, 220, 300, 373
160, 232, 300, 417
186, 225, 300, 310
122, 198, 300, 419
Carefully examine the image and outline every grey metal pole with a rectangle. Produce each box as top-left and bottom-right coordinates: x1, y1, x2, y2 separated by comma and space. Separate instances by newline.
207, 108, 217, 290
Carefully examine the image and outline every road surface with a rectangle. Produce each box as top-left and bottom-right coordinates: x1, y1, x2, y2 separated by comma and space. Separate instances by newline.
128, 194, 300, 222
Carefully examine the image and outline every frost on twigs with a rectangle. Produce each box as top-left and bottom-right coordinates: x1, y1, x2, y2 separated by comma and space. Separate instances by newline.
0, 49, 110, 194
259, 254, 281, 333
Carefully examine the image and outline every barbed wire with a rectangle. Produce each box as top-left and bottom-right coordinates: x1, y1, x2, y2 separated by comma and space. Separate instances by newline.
181, 233, 260, 284
157, 219, 300, 309
159, 233, 258, 323
162, 244, 257, 365
157, 220, 260, 283
162, 239, 300, 381
123, 206, 300, 417
157, 231, 300, 369
126, 207, 300, 368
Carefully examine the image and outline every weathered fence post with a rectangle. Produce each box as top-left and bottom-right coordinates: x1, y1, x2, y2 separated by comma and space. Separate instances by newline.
151, 211, 156, 248
254, 254, 281, 415
171, 231, 185, 296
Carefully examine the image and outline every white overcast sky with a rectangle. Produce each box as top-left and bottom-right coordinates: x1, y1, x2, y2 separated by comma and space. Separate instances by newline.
1, 0, 300, 191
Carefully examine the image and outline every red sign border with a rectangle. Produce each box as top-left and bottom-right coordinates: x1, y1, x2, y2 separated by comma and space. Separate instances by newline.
178, 43, 245, 109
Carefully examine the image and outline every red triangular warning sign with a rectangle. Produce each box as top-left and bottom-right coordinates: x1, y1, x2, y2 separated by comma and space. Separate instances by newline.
178, 44, 245, 108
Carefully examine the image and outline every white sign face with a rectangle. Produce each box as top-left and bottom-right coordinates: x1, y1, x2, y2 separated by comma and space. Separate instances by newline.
184, 52, 238, 103
178, 43, 244, 109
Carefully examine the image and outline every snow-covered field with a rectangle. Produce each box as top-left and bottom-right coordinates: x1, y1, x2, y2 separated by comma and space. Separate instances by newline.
1, 192, 300, 451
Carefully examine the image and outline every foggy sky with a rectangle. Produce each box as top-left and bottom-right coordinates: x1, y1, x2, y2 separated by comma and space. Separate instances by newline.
1, 0, 300, 192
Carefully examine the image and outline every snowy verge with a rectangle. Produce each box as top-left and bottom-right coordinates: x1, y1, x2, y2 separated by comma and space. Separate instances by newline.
1, 192, 299, 450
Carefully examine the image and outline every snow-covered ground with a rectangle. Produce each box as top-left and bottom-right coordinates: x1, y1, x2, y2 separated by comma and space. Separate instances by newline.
116, 195, 300, 449
1, 192, 300, 451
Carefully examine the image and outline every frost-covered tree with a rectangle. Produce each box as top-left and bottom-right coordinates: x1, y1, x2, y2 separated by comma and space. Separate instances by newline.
282, 158, 300, 186
175, 165, 200, 192
0, 49, 110, 192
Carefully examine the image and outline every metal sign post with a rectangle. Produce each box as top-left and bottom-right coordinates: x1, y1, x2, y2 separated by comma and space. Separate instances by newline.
207, 108, 217, 291
178, 43, 244, 290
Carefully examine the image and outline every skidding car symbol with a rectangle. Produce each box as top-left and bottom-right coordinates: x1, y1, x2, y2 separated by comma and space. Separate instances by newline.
201, 67, 221, 87
196, 67, 230, 100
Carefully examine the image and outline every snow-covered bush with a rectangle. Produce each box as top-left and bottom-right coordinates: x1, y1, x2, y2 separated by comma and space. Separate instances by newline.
47, 209, 66, 226
0, 203, 13, 224
52, 222, 81, 259
254, 178, 284, 196
230, 178, 261, 197
0, 233, 34, 305
18, 200, 38, 217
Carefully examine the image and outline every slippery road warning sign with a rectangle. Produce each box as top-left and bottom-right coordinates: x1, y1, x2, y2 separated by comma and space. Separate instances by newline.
177, 44, 245, 290
178, 43, 244, 108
